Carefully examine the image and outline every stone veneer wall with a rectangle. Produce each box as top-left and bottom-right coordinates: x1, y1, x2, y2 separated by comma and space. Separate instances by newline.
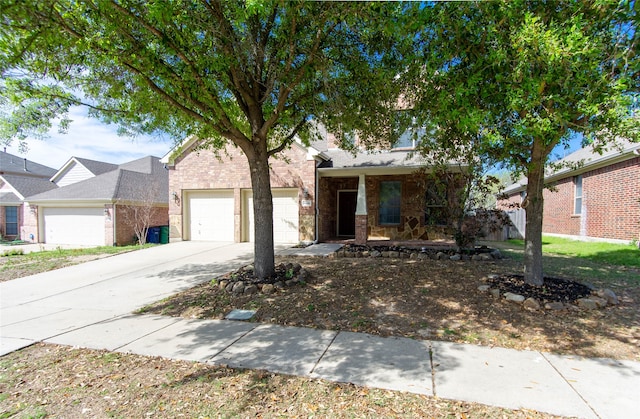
318, 173, 457, 242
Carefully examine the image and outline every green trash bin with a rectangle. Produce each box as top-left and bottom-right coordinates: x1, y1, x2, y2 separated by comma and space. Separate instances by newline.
159, 225, 170, 244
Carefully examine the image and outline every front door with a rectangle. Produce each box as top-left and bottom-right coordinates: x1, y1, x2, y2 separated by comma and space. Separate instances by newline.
337, 190, 357, 237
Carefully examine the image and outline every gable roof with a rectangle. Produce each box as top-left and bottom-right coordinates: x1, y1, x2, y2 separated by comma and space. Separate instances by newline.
0, 174, 58, 201
50, 156, 119, 184
0, 150, 57, 178
27, 156, 168, 204
502, 139, 640, 194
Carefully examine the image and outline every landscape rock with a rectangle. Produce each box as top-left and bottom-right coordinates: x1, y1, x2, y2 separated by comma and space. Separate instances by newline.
577, 298, 599, 310
545, 302, 566, 310
590, 296, 608, 308
244, 284, 258, 295
471, 254, 482, 261
389, 251, 400, 258
231, 281, 246, 294
262, 284, 275, 294
409, 252, 419, 260
370, 250, 381, 258
449, 254, 461, 261
298, 268, 309, 282
218, 280, 229, 290
381, 251, 390, 258
477, 284, 491, 292
480, 253, 494, 261
504, 292, 525, 303
490, 249, 502, 259
489, 288, 501, 298
274, 281, 285, 289
436, 251, 446, 260
523, 297, 541, 310
595, 288, 619, 305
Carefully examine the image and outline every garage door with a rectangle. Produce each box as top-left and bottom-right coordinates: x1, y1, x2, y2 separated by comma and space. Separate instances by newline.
246, 189, 299, 243
188, 190, 234, 241
43, 207, 105, 246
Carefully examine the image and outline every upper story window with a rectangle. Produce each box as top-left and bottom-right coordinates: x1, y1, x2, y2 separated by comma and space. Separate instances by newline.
378, 181, 401, 225
573, 175, 583, 215
393, 127, 425, 149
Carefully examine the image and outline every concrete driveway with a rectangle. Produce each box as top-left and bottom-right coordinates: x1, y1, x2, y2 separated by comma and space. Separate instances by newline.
0, 241, 257, 355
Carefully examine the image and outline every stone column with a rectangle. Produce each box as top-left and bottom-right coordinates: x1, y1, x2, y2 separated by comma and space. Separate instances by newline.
355, 174, 368, 245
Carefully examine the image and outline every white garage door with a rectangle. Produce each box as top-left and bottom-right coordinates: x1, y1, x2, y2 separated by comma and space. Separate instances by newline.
246, 189, 299, 243
188, 190, 234, 241
43, 207, 105, 246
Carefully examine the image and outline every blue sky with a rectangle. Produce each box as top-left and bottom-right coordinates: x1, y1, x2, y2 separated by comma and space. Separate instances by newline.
3, 107, 174, 169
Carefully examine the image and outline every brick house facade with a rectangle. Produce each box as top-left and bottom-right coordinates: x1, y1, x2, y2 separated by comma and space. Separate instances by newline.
164, 141, 316, 243
164, 135, 464, 245
499, 141, 640, 243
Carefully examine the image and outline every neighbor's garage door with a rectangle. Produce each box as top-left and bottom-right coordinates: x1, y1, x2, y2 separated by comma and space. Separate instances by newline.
246, 189, 299, 243
187, 190, 234, 241
43, 207, 105, 246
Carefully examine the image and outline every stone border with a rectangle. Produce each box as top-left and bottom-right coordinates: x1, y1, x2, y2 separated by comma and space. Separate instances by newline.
333, 245, 503, 261
478, 275, 619, 311
215, 262, 310, 296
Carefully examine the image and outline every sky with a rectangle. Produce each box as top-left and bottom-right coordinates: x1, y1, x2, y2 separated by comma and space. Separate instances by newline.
2, 107, 175, 169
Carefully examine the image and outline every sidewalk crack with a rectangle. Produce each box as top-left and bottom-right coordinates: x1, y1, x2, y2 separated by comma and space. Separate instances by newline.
429, 342, 437, 397
309, 330, 339, 375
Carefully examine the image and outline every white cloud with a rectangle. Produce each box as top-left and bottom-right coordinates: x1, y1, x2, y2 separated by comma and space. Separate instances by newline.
3, 107, 175, 169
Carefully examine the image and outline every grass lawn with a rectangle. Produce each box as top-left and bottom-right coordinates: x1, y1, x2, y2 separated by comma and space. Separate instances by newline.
506, 236, 639, 267
488, 236, 640, 286
0, 244, 153, 282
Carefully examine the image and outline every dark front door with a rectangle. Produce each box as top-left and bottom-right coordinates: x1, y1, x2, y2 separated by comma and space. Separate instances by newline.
337, 190, 357, 237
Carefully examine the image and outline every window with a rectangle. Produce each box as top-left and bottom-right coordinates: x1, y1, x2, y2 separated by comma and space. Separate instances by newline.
574, 175, 583, 215
393, 127, 425, 149
425, 182, 448, 226
378, 181, 401, 225
5, 206, 18, 236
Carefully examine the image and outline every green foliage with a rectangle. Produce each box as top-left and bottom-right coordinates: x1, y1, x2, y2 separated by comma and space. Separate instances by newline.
407, 1, 638, 284
507, 236, 640, 268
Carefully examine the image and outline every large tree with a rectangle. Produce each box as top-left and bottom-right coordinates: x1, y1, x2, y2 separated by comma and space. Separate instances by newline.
0, 1, 413, 278
409, 0, 638, 285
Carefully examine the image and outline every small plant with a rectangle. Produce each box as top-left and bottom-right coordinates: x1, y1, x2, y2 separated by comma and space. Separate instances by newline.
306, 304, 315, 312
1, 248, 24, 257
285, 268, 295, 280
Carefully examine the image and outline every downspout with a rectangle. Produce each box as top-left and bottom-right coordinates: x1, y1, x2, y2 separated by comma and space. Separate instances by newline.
314, 160, 320, 244
112, 203, 117, 246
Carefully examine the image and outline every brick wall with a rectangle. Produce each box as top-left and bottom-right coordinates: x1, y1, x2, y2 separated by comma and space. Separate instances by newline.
115, 204, 169, 245
499, 156, 640, 242
168, 143, 316, 242
542, 177, 581, 236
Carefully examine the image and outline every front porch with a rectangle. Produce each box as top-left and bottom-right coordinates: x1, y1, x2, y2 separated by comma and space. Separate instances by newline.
317, 172, 454, 245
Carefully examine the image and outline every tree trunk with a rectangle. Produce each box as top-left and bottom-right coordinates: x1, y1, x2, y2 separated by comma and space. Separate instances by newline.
246, 141, 275, 280
523, 143, 546, 286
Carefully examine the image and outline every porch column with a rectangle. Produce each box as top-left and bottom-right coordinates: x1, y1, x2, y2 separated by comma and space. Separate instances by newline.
355, 174, 368, 245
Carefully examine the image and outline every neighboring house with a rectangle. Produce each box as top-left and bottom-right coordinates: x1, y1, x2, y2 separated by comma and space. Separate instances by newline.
499, 140, 640, 244
25, 156, 169, 246
162, 132, 463, 245
0, 150, 58, 241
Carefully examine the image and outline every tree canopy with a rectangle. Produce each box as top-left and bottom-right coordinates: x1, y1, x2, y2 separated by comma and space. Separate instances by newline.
407, 0, 638, 285
0, 0, 415, 278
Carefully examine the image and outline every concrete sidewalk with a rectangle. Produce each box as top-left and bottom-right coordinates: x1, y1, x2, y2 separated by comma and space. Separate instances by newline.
42, 314, 640, 419
2, 241, 639, 418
